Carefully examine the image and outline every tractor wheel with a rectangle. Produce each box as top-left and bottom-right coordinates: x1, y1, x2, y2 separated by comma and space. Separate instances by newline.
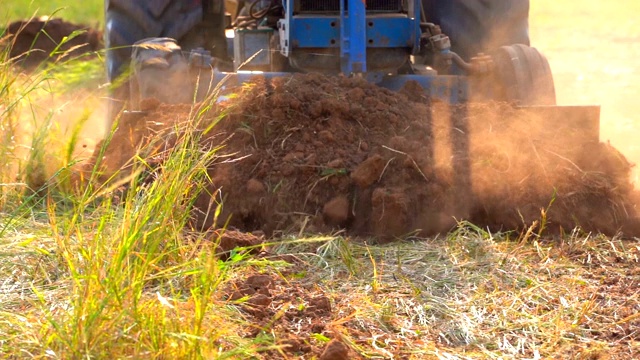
105, 6, 157, 128
129, 38, 193, 109
491, 44, 556, 106
422, 0, 530, 61
104, 0, 205, 128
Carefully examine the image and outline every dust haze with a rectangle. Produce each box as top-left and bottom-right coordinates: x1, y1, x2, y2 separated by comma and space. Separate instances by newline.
6, 93, 105, 190
84, 74, 640, 238
7, 1, 640, 238
530, 1, 640, 186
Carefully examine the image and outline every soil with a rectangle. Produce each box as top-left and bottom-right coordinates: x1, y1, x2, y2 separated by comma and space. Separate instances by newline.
209, 229, 265, 260
4, 17, 102, 68
556, 240, 640, 359
88, 73, 640, 239
224, 265, 353, 358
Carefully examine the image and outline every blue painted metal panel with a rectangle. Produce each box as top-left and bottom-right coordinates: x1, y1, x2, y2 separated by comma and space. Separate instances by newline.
365, 17, 415, 48
288, 17, 339, 48
410, 0, 422, 53
289, 17, 415, 48
343, 0, 367, 73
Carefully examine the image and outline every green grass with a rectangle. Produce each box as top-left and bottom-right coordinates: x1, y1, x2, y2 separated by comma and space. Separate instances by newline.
1, 0, 103, 27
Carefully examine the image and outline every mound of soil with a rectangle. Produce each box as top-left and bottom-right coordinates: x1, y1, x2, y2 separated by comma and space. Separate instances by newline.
90, 73, 640, 239
5, 17, 102, 67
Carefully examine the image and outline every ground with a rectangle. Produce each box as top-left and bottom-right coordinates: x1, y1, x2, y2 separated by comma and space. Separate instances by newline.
0, 1, 639, 359
91, 74, 639, 238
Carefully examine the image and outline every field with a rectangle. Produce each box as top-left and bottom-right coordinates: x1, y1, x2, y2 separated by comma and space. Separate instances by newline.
1, 1, 639, 359
1, 1, 102, 27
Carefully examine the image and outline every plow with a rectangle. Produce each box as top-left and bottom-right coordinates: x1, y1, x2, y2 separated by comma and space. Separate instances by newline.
99, 0, 635, 237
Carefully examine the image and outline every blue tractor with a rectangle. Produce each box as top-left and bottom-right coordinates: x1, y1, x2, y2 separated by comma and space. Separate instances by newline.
104, 0, 599, 140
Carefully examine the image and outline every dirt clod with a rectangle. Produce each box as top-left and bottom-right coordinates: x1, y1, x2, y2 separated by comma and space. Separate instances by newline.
323, 196, 351, 226
308, 295, 332, 315
245, 275, 273, 289
247, 293, 272, 308
212, 230, 264, 259
246, 179, 266, 194
319, 340, 350, 360
371, 188, 411, 238
351, 154, 385, 188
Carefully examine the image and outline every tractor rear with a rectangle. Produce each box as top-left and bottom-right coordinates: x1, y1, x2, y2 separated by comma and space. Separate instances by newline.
105, 0, 600, 145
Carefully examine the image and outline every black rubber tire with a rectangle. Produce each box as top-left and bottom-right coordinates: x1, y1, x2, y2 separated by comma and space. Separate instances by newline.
104, 0, 208, 127
104, 6, 156, 128
422, 0, 530, 61
492, 44, 556, 106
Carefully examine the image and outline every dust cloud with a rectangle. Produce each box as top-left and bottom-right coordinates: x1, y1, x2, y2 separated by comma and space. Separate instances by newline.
2, 17, 106, 190
83, 74, 640, 239
530, 0, 640, 187
5, 94, 106, 190
7, 1, 640, 238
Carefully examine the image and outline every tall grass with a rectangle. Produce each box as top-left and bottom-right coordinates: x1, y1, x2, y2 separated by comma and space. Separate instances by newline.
0, 24, 272, 357
0, 116, 278, 357
0, 24, 99, 205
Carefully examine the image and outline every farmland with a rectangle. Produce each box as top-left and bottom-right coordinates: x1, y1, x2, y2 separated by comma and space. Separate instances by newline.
0, 1, 638, 359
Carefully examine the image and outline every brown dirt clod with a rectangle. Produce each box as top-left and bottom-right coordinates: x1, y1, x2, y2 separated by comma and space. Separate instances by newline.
246, 178, 266, 194
351, 154, 385, 188
319, 340, 350, 360
323, 196, 351, 226
307, 295, 332, 315
245, 275, 273, 290
246, 293, 272, 308
212, 230, 264, 259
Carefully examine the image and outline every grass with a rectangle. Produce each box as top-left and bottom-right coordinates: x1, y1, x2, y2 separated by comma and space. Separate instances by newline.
0, 3, 639, 359
1, 0, 103, 27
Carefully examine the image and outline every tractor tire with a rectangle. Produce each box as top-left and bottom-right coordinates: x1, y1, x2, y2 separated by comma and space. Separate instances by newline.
422, 0, 530, 61
130, 38, 193, 109
104, 7, 150, 127
104, 0, 204, 128
491, 44, 556, 106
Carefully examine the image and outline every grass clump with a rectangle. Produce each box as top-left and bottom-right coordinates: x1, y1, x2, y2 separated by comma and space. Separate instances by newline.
0, 94, 280, 357
0, 25, 271, 356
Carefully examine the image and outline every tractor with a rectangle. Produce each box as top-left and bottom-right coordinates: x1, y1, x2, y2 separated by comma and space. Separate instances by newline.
104, 0, 599, 141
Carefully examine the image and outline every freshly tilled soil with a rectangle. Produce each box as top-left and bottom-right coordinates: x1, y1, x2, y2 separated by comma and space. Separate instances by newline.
89, 73, 640, 239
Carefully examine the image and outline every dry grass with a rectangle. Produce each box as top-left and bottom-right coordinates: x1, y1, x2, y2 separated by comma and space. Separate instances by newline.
269, 227, 639, 359
4, 209, 638, 359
